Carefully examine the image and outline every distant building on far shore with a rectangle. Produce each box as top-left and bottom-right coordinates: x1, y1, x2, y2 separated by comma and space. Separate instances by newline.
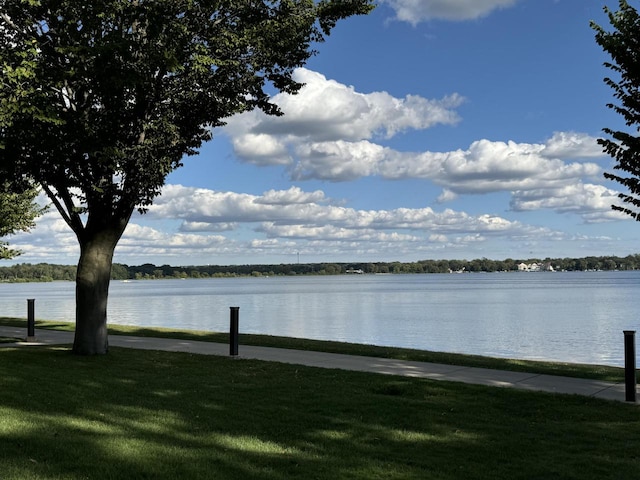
517, 262, 555, 272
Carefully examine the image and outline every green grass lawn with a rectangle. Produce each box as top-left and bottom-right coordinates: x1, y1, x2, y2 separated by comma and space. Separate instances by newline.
0, 345, 638, 480
0, 336, 21, 343
0, 316, 627, 382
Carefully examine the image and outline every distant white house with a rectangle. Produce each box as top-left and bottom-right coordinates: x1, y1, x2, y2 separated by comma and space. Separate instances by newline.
518, 262, 534, 271
518, 262, 554, 272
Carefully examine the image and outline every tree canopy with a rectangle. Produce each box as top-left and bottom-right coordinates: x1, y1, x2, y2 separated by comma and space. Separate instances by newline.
0, 184, 45, 259
592, 0, 640, 219
0, 0, 374, 354
1, 0, 373, 226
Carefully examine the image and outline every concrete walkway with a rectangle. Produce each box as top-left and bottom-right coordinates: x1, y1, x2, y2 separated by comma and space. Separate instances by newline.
0, 325, 633, 403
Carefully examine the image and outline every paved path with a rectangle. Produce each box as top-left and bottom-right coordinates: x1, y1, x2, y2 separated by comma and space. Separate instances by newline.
0, 326, 633, 403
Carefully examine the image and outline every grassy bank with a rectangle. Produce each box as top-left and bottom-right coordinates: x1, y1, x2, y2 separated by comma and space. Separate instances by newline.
1, 345, 639, 479
0, 317, 626, 382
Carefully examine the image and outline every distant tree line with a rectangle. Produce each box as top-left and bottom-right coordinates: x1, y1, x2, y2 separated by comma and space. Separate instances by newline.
0, 263, 77, 282
1, 254, 640, 282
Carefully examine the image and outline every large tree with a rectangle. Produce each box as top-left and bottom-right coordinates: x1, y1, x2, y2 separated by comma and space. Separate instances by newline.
0, 0, 373, 354
592, 1, 640, 219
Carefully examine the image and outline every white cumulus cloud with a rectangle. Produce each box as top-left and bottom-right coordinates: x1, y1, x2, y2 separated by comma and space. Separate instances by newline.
542, 132, 605, 159
148, 184, 553, 243
382, 0, 519, 25
254, 186, 327, 205
287, 136, 604, 203
224, 68, 464, 166
218, 68, 612, 224
11, 182, 626, 264
510, 183, 628, 223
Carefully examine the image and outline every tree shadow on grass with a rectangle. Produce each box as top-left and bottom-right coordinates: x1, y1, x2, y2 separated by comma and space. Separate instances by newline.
0, 347, 638, 479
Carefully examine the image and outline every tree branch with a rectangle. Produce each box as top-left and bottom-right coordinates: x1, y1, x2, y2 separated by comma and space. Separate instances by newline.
41, 183, 85, 235
0, 12, 22, 34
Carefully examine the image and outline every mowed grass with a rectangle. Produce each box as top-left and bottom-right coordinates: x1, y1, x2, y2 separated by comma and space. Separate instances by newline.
0, 317, 626, 382
0, 345, 639, 480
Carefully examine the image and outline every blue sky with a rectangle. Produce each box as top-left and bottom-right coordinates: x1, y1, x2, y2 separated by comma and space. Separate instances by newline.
9, 0, 639, 266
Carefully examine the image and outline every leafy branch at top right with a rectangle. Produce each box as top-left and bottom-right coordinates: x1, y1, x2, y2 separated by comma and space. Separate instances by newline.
592, 0, 640, 219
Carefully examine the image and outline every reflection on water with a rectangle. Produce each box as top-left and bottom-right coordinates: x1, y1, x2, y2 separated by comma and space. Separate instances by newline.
0, 271, 638, 366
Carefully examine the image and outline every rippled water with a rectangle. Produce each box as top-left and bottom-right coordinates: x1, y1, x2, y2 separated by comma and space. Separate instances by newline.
1, 271, 638, 366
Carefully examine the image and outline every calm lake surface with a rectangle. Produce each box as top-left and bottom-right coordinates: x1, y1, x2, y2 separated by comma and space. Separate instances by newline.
1, 271, 639, 366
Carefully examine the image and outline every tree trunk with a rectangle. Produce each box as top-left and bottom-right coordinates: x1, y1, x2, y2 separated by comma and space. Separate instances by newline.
72, 232, 118, 355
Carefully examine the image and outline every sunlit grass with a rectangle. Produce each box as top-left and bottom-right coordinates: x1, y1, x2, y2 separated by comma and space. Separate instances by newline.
0, 346, 638, 479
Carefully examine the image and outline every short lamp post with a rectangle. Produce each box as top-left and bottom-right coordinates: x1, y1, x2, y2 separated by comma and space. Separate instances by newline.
624, 330, 636, 403
27, 299, 36, 342
230, 307, 239, 356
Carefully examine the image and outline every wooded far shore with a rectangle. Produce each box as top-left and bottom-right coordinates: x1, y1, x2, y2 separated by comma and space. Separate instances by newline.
0, 254, 638, 282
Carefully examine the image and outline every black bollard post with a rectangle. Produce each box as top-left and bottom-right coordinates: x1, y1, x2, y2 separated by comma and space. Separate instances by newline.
624, 330, 637, 403
27, 299, 36, 341
230, 307, 239, 356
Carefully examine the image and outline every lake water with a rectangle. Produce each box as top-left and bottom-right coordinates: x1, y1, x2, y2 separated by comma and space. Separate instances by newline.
1, 271, 639, 367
